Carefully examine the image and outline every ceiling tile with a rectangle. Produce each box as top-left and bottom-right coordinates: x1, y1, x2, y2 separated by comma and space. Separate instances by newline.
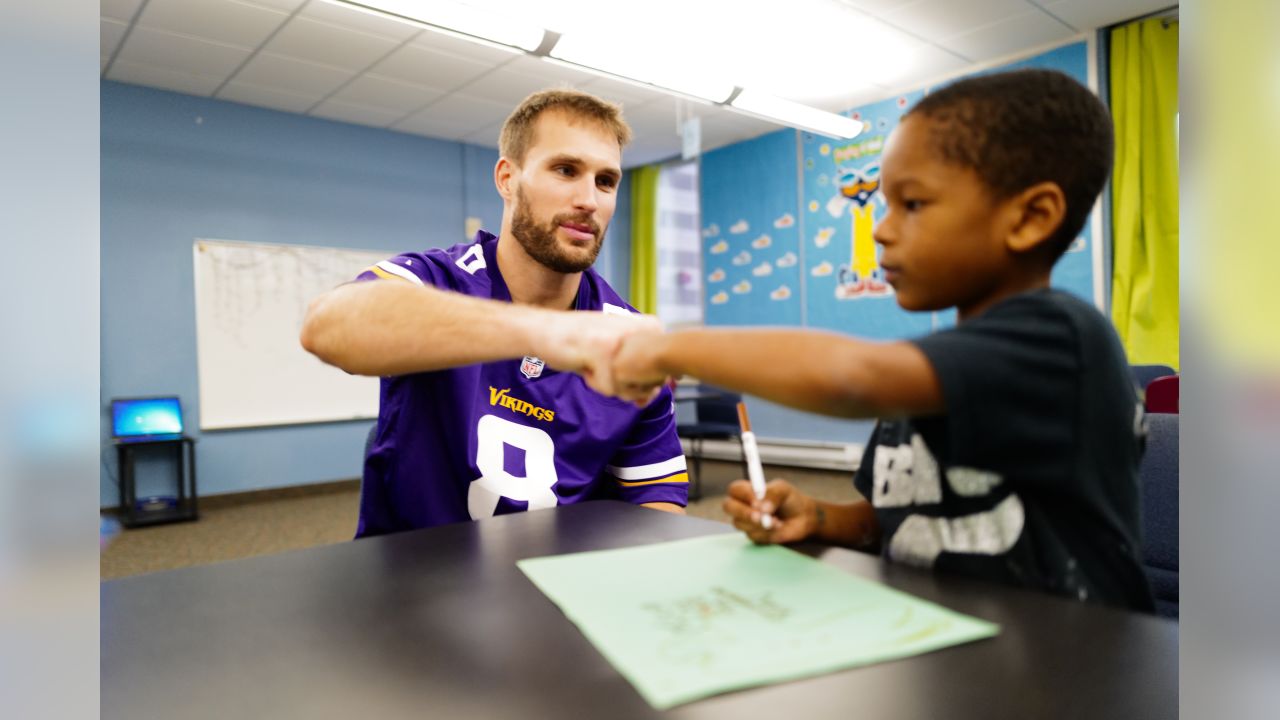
574, 75, 672, 109
297, 0, 422, 41
101, 17, 127, 57
101, 0, 145, 22
416, 92, 511, 127
218, 80, 325, 113
237, 0, 306, 11
901, 43, 972, 83
938, 11, 1077, 63
409, 28, 522, 65
835, 0, 922, 16
393, 113, 475, 141
393, 93, 511, 138
135, 0, 289, 49
233, 51, 357, 96
1037, 0, 1173, 31
366, 43, 493, 91
106, 58, 224, 96
331, 74, 445, 114
459, 121, 503, 147
884, 0, 1038, 43
453, 60, 587, 104
263, 16, 400, 71
116, 26, 252, 78
310, 99, 407, 127
507, 55, 597, 86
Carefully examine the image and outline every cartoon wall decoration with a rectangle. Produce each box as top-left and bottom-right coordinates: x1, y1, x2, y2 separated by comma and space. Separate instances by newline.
700, 40, 1098, 338
700, 130, 803, 327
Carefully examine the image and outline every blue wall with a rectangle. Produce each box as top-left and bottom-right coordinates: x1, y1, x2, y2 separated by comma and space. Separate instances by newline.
100, 81, 503, 506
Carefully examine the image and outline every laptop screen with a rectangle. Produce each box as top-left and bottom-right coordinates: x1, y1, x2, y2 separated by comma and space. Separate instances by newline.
111, 397, 183, 438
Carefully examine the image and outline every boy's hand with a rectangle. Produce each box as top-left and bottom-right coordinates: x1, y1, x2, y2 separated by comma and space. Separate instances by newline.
612, 331, 671, 406
723, 479, 818, 544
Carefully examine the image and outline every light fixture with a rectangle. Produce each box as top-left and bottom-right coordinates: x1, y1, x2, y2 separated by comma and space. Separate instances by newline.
729, 89, 863, 140
321, 0, 869, 141
319, 0, 545, 52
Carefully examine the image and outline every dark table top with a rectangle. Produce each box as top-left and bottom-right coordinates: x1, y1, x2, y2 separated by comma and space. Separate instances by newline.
101, 501, 1177, 719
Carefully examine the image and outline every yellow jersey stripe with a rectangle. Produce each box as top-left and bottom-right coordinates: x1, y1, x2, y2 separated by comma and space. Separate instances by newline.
367, 265, 402, 281
616, 472, 689, 487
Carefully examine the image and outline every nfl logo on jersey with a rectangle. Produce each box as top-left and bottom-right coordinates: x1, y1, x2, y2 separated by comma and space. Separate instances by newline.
520, 356, 545, 379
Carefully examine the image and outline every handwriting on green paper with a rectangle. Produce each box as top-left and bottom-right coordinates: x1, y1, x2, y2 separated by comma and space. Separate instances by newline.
518, 533, 999, 709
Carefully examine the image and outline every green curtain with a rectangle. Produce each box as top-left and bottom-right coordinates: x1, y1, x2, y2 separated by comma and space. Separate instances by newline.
629, 164, 660, 315
1110, 18, 1180, 369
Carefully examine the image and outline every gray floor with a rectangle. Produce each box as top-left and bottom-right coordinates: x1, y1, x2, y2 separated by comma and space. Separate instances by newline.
100, 459, 860, 581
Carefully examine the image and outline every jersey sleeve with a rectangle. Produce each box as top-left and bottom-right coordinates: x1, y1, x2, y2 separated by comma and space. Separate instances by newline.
604, 386, 690, 507
354, 252, 449, 287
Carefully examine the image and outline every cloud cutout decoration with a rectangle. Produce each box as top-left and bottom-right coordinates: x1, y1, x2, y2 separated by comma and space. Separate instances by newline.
774, 213, 795, 228
751, 234, 772, 249
701, 223, 720, 238
752, 262, 773, 277
732, 280, 752, 294
814, 227, 835, 248
707, 268, 725, 283
732, 251, 752, 266
776, 252, 798, 268
710, 240, 729, 254
827, 195, 848, 218
710, 291, 729, 305
811, 261, 834, 277
729, 220, 749, 234
770, 285, 792, 301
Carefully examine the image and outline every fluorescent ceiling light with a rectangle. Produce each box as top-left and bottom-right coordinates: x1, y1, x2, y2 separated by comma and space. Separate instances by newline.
321, 0, 545, 51
550, 34, 735, 104
730, 89, 863, 139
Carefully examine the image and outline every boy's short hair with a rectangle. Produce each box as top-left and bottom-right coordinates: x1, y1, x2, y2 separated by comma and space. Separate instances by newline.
499, 88, 632, 166
904, 69, 1113, 258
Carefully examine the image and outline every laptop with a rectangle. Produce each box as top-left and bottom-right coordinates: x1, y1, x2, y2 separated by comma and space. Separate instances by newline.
111, 396, 185, 443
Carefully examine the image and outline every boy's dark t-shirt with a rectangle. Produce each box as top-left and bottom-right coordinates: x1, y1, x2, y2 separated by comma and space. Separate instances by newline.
852, 288, 1155, 611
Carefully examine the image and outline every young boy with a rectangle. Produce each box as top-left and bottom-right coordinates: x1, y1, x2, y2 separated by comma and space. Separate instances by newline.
602, 69, 1155, 611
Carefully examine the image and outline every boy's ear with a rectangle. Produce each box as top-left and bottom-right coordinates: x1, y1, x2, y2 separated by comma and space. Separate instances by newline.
495, 157, 517, 202
1005, 181, 1067, 254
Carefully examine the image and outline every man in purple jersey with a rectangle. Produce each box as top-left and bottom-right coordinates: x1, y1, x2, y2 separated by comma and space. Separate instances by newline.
301, 89, 689, 535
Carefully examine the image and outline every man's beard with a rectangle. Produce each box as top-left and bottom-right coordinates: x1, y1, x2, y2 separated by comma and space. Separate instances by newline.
511, 187, 604, 274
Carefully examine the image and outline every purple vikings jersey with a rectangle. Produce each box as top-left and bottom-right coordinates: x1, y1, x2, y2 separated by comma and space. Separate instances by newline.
353, 231, 689, 536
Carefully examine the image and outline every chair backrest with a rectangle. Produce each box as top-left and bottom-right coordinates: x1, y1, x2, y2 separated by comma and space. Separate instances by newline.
1131, 364, 1176, 393
695, 385, 744, 426
1139, 412, 1179, 618
1145, 375, 1179, 413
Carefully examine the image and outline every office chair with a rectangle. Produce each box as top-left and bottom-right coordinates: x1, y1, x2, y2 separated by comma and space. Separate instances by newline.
1139, 412, 1179, 618
675, 385, 749, 501
1145, 375, 1179, 413
1131, 364, 1176, 395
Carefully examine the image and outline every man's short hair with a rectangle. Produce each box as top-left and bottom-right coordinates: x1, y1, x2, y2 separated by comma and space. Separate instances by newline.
499, 88, 633, 166
904, 69, 1114, 258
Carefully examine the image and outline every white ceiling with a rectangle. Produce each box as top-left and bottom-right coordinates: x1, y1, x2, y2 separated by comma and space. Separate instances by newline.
100, 0, 1176, 167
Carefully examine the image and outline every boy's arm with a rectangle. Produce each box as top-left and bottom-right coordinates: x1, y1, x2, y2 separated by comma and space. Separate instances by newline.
300, 280, 656, 388
613, 328, 944, 419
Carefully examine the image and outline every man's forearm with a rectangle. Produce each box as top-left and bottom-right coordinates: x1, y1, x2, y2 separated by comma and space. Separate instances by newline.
301, 281, 545, 376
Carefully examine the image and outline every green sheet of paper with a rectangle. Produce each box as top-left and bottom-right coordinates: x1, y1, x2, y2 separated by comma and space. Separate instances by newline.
518, 533, 999, 709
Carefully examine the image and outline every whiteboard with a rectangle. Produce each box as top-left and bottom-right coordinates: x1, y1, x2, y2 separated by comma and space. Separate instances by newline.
193, 239, 395, 430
